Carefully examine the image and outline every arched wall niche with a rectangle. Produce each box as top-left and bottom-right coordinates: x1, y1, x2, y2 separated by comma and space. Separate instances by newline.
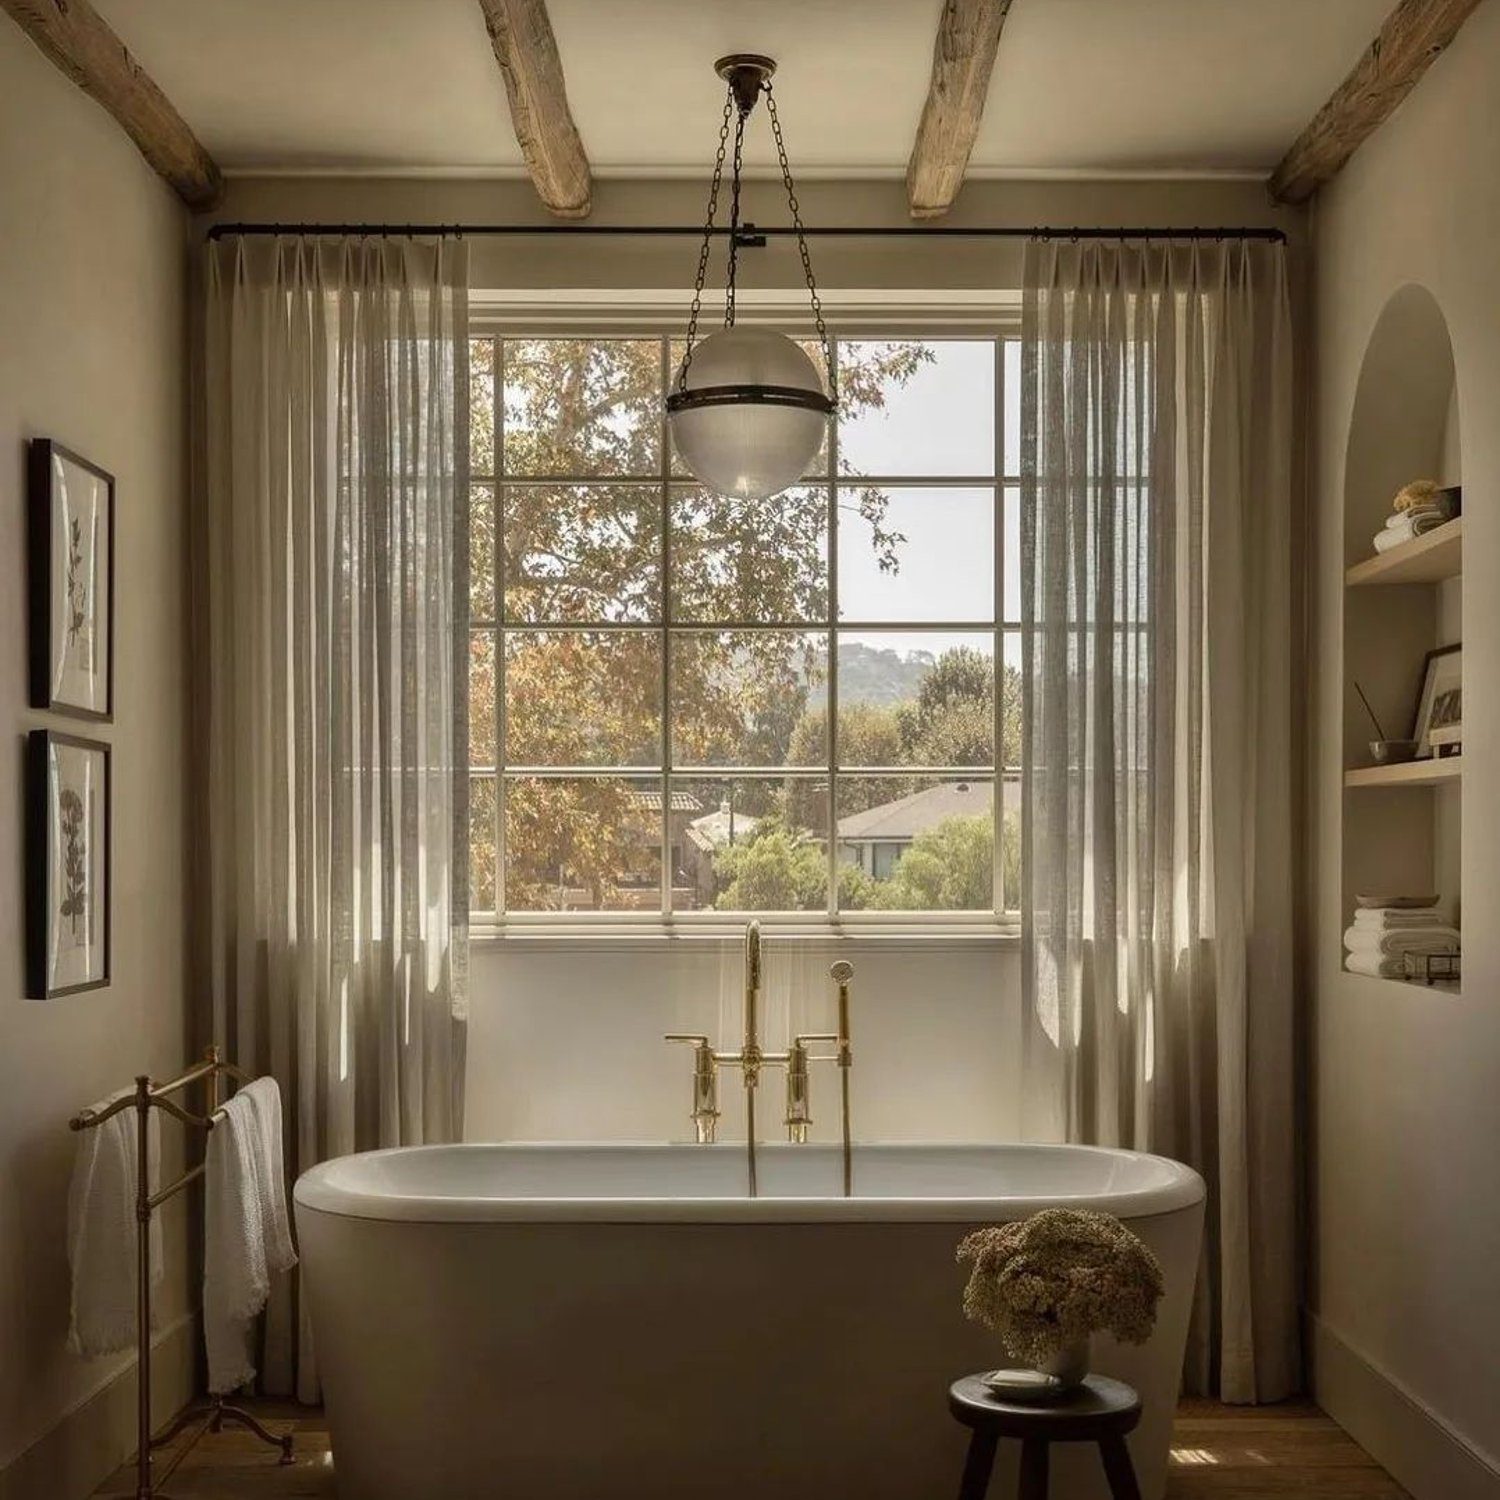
1340, 282, 1462, 966
1343, 283, 1460, 564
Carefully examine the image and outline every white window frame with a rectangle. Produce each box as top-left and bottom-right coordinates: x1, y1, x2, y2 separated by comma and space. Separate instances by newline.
468, 294, 1023, 939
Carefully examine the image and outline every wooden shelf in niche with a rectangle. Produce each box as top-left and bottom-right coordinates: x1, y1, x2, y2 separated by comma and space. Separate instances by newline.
1346, 516, 1462, 586
1345, 756, 1462, 789
1348, 973, 1461, 996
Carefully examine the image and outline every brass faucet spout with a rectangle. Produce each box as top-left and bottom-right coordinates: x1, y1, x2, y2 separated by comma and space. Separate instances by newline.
663, 935, 855, 1199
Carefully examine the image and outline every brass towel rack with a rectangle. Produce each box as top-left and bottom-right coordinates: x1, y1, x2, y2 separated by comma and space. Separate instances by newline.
69, 1045, 294, 1497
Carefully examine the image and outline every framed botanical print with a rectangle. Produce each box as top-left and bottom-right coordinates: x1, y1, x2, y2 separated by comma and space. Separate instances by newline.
26, 731, 111, 999
28, 439, 114, 720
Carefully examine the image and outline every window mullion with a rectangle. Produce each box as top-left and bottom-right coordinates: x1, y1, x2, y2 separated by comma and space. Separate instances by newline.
659, 336, 672, 919
494, 337, 506, 917
993, 335, 1005, 919
826, 339, 840, 922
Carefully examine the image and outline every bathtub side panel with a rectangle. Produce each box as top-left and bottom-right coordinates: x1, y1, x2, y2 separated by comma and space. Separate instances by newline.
296, 1206, 1201, 1500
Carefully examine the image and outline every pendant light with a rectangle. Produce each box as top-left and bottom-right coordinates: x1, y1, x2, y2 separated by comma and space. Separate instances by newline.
667, 55, 836, 502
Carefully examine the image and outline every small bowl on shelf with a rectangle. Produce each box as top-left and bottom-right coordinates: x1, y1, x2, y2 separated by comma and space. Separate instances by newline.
1369, 739, 1418, 765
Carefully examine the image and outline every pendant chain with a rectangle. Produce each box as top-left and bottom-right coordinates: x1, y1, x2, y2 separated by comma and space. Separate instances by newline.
765, 84, 836, 406
676, 74, 837, 407
723, 101, 749, 330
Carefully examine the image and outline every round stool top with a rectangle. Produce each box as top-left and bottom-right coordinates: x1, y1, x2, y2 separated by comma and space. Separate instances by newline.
948, 1373, 1142, 1442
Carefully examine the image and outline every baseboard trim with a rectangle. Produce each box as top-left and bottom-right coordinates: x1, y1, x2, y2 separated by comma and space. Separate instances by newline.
1309, 1313, 1500, 1500
0, 1314, 198, 1500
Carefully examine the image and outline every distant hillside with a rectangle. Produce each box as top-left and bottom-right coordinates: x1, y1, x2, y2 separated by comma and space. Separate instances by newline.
805, 641, 936, 708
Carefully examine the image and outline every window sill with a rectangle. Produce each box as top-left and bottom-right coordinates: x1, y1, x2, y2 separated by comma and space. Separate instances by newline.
470, 921, 1020, 953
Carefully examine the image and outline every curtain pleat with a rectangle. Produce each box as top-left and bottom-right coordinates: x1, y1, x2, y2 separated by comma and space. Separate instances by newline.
204, 235, 470, 1399
1019, 238, 1297, 1401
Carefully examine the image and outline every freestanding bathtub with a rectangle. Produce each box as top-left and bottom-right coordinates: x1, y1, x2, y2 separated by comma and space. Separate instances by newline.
295, 1143, 1204, 1500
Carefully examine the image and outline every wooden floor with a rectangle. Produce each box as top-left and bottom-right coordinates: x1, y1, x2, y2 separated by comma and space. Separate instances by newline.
94, 1396, 1409, 1498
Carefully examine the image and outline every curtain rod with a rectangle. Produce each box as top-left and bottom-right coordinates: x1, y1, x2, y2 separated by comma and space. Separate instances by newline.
205, 221, 1287, 244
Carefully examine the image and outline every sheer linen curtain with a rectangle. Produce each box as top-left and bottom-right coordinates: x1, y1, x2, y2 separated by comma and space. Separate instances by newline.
203, 235, 470, 1399
1019, 238, 1297, 1402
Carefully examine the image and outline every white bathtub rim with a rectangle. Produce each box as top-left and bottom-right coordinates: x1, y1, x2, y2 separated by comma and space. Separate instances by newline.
293, 1141, 1206, 1225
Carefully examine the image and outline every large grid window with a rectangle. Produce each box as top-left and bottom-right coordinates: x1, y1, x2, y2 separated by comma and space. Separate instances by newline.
468, 332, 1022, 923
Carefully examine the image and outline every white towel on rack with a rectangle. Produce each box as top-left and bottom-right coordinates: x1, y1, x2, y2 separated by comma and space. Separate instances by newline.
67, 1091, 162, 1357
204, 1078, 297, 1395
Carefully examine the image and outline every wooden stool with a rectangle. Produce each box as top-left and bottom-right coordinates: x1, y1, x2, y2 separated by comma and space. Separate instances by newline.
948, 1373, 1143, 1500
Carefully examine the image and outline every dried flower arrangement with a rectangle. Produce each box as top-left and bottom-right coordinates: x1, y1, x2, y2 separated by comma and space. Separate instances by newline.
956, 1209, 1164, 1368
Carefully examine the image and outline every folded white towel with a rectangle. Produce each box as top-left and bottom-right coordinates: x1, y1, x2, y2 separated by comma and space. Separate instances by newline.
68, 1091, 162, 1357
204, 1078, 297, 1395
1374, 512, 1448, 552
1353, 907, 1447, 929
1343, 925, 1460, 957
1345, 951, 1407, 979
1383, 503, 1446, 528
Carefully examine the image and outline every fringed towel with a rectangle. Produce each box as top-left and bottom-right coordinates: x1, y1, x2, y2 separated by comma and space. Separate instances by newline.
68, 1091, 162, 1356
204, 1077, 297, 1395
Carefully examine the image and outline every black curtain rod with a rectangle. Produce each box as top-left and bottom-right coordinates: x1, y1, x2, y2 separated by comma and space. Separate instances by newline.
206, 221, 1286, 244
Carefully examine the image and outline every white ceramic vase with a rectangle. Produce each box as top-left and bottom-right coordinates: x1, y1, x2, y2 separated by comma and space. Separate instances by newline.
1036, 1336, 1091, 1390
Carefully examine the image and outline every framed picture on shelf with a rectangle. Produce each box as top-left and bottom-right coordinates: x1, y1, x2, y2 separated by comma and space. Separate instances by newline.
1412, 642, 1462, 758
28, 438, 114, 720
26, 731, 111, 999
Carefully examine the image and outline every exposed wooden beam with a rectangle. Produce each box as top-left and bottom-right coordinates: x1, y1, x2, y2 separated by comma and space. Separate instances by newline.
906, 0, 1014, 220
1269, 0, 1484, 204
1, 0, 221, 209
477, 0, 591, 218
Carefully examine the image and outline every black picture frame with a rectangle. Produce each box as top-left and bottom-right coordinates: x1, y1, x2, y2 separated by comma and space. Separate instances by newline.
26, 729, 112, 1000
28, 438, 115, 721
1411, 641, 1463, 759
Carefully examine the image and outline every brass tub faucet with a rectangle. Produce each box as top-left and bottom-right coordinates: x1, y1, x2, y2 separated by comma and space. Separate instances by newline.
665, 923, 854, 1197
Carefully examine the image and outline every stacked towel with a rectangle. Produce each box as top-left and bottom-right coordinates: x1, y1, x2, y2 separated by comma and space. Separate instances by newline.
1344, 905, 1459, 978
1371, 480, 1456, 553
1374, 510, 1448, 552
1350, 907, 1452, 929
204, 1077, 297, 1395
67, 1093, 163, 1356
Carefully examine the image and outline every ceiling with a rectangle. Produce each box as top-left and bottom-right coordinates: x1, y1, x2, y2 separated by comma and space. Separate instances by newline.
95, 0, 1392, 179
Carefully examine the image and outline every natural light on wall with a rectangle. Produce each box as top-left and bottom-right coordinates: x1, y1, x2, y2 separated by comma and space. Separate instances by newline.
467, 332, 1023, 925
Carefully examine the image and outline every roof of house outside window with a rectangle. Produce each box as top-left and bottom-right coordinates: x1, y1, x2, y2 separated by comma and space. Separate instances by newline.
628, 789, 704, 815
685, 802, 761, 855
835, 780, 1004, 842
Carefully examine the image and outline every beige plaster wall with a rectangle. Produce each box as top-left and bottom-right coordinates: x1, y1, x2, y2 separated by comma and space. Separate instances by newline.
1308, 3, 1500, 1493
0, 21, 193, 1495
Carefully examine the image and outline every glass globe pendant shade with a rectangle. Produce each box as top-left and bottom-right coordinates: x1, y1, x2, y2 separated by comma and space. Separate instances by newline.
667, 326, 833, 501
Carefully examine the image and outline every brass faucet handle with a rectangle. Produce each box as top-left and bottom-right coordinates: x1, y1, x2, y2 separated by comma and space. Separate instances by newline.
793, 1031, 839, 1062
664, 1033, 712, 1046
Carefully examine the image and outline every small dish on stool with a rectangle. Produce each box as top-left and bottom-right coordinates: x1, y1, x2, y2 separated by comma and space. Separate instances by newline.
982, 1368, 1072, 1403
